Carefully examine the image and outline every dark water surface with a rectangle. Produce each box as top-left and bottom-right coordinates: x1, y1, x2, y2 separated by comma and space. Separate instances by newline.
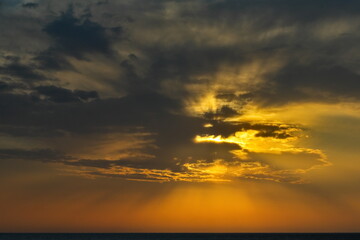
0, 233, 359, 240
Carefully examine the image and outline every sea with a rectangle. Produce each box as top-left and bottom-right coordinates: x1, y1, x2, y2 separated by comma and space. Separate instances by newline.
0, 233, 359, 240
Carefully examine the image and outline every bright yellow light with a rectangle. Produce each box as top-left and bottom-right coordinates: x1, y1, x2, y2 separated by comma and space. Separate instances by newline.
194, 129, 298, 155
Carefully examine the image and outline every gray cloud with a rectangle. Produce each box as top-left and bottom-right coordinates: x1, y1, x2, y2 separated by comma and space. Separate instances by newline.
0, 62, 46, 82
22, 3, 39, 9
35, 85, 99, 103
0, 148, 72, 162
43, 6, 114, 59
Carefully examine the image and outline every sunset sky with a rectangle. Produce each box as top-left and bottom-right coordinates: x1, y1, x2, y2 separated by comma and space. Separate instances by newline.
0, 0, 360, 233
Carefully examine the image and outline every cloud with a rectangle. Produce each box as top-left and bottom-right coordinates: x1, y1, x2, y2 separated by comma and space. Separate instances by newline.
3, 0, 360, 185
0, 113, 330, 184
35, 85, 99, 103
251, 62, 360, 106
0, 148, 72, 162
42, 6, 115, 59
0, 62, 45, 82
204, 106, 239, 120
200, 121, 297, 139
0, 81, 26, 93
22, 3, 39, 9
0, 142, 326, 184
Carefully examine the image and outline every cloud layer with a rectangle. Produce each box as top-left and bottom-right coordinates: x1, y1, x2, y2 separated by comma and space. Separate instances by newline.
1, 0, 359, 183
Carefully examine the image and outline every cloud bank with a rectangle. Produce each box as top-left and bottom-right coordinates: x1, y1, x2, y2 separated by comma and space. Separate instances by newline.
1, 0, 359, 183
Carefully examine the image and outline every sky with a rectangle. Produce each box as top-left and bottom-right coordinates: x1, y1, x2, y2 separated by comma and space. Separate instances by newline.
0, 0, 360, 233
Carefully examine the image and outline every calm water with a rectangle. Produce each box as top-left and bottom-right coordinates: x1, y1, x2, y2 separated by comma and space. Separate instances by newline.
0, 233, 359, 240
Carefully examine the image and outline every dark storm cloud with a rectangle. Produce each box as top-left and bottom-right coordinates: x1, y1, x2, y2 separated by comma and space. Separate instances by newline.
34, 50, 73, 70
35, 85, 99, 103
22, 3, 39, 9
253, 63, 360, 105
204, 106, 239, 120
0, 81, 10, 91
133, 46, 247, 94
0, 92, 172, 131
113, 42, 249, 96
0, 62, 45, 82
27, 4, 124, 73
42, 6, 113, 59
0, 81, 25, 92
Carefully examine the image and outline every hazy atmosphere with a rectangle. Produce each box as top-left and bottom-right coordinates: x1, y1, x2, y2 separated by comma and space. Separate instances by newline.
0, 0, 360, 232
